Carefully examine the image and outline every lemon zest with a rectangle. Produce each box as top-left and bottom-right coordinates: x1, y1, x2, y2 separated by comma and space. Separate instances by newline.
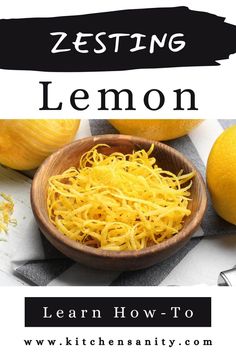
47, 144, 195, 251
0, 193, 15, 234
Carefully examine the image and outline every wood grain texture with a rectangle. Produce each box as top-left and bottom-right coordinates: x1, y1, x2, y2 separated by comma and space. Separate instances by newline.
31, 134, 207, 271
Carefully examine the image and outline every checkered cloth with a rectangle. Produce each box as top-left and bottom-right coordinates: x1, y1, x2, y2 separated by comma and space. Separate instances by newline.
1, 119, 235, 286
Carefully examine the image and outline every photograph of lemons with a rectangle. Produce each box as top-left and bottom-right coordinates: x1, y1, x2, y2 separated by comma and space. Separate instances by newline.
207, 124, 236, 225
109, 119, 203, 141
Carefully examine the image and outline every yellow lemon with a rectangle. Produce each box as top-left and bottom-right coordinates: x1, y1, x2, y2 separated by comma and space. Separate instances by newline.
0, 119, 80, 170
109, 119, 203, 141
206, 125, 236, 225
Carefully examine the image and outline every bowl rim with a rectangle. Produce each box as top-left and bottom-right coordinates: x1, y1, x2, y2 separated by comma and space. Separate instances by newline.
31, 134, 207, 260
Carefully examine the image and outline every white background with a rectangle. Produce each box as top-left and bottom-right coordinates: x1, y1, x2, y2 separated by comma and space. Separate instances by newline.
0, 0, 236, 118
0, 286, 235, 354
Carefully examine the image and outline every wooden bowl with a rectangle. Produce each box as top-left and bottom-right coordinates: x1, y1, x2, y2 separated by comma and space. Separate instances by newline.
31, 134, 207, 271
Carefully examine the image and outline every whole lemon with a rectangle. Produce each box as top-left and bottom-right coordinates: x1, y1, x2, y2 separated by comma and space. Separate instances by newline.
206, 125, 236, 225
0, 120, 80, 170
109, 119, 203, 141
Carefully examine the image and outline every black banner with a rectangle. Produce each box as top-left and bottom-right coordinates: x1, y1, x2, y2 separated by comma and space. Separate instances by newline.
1, 7, 236, 72
25, 297, 211, 327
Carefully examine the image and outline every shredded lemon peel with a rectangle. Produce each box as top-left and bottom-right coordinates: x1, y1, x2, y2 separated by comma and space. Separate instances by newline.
47, 144, 195, 251
0, 193, 15, 234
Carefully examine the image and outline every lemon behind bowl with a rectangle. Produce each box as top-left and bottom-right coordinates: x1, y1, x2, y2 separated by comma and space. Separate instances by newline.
109, 119, 203, 141
206, 124, 236, 225
0, 119, 80, 170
